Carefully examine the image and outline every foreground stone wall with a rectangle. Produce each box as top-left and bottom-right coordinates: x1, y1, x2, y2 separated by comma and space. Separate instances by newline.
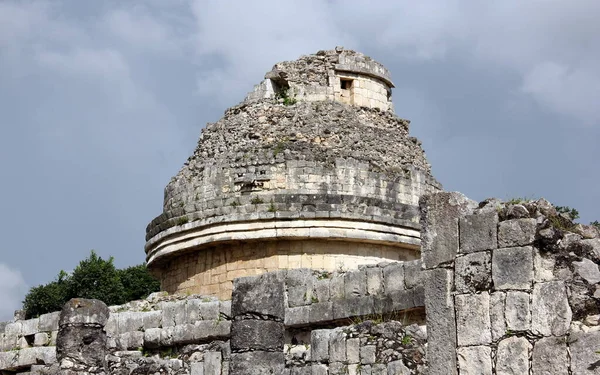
0, 261, 426, 374
421, 192, 600, 375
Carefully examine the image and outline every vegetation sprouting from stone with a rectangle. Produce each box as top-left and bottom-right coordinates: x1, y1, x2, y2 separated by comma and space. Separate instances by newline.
22, 250, 160, 318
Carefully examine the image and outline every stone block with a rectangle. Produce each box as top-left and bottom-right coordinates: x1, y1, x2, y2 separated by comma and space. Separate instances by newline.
570, 331, 600, 375
454, 251, 492, 293
403, 260, 423, 289
572, 257, 600, 284
383, 263, 404, 293
232, 272, 285, 320
229, 352, 284, 375
498, 218, 536, 247
285, 306, 310, 326
496, 336, 531, 375
311, 329, 330, 362
141, 310, 162, 329
505, 291, 530, 331
143, 328, 161, 348
371, 364, 387, 375
366, 267, 383, 295
531, 281, 571, 336
117, 311, 144, 333
329, 274, 345, 300
490, 292, 506, 341
459, 212, 498, 253
230, 320, 283, 351
58, 299, 110, 328
5, 322, 21, 336
0, 351, 17, 370
457, 346, 492, 375
360, 345, 376, 364
333, 297, 374, 319
172, 324, 196, 345
195, 320, 231, 340
387, 360, 410, 375
533, 248, 555, 282
309, 302, 334, 323
15, 347, 56, 369
532, 337, 568, 375
289, 285, 313, 307
204, 351, 222, 375
191, 361, 204, 375
219, 300, 232, 318
314, 279, 330, 302
21, 318, 39, 336
329, 330, 346, 363
311, 364, 328, 375
345, 269, 367, 298
346, 338, 360, 364
455, 293, 491, 346
423, 268, 456, 375
492, 246, 533, 290
329, 362, 347, 375
34, 332, 49, 346
117, 331, 144, 350
187, 299, 220, 322
419, 192, 475, 269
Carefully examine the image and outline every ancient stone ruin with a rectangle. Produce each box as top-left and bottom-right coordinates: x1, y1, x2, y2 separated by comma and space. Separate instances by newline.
1, 48, 599, 374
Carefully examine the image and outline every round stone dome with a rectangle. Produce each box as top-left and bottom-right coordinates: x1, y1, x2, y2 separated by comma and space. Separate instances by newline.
145, 48, 441, 299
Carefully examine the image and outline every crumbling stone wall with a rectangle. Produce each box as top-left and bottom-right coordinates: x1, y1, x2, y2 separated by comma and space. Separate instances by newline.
245, 48, 395, 111
0, 261, 428, 374
420, 192, 600, 374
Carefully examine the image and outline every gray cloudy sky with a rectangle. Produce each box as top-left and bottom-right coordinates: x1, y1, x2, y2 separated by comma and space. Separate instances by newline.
1, 0, 599, 320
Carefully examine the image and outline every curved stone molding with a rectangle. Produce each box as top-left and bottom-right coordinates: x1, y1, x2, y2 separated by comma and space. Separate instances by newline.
146, 218, 420, 267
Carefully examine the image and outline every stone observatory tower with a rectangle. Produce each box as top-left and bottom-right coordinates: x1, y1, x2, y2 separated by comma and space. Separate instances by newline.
145, 47, 441, 299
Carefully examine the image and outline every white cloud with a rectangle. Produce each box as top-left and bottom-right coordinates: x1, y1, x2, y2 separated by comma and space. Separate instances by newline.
0, 264, 28, 321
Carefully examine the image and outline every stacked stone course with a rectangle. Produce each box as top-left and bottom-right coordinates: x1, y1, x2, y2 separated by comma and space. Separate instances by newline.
421, 192, 600, 375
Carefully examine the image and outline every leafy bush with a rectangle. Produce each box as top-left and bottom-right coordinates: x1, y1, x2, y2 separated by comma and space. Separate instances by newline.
23, 250, 160, 318
554, 205, 580, 220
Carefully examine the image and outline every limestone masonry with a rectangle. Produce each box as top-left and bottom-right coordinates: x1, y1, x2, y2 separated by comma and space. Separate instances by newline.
2, 49, 599, 374
145, 48, 441, 299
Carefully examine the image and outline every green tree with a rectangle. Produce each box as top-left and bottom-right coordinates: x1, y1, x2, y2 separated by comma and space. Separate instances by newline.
66, 250, 125, 306
23, 250, 160, 318
22, 271, 70, 319
118, 264, 161, 303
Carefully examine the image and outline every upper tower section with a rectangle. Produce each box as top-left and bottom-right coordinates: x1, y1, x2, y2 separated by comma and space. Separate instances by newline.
145, 48, 441, 299
245, 47, 395, 111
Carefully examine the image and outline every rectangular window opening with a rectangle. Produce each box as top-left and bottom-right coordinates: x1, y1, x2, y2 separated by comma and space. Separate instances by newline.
340, 78, 353, 90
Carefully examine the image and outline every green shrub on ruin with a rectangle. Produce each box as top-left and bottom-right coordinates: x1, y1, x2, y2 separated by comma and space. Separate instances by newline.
22, 250, 160, 318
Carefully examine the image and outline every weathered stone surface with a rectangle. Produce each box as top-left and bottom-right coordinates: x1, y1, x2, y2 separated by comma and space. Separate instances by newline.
420, 192, 475, 269
345, 269, 367, 298
346, 338, 360, 364
360, 345, 376, 364
39, 311, 60, 332
230, 320, 283, 352
423, 268, 457, 375
34, 332, 50, 347
498, 218, 536, 247
459, 212, 498, 253
21, 318, 39, 336
569, 331, 600, 375
366, 267, 383, 295
496, 336, 531, 375
387, 360, 410, 375
403, 260, 423, 289
56, 299, 109, 371
531, 281, 572, 336
492, 246, 533, 290
333, 297, 374, 319
311, 329, 330, 362
204, 351, 221, 375
533, 248, 555, 282
454, 251, 491, 293
232, 272, 285, 320
285, 306, 310, 326
311, 364, 328, 375
383, 263, 404, 293
505, 291, 531, 332
58, 298, 110, 327
229, 352, 284, 375
329, 330, 346, 363
455, 293, 491, 346
532, 337, 568, 375
572, 257, 600, 284
456, 346, 492, 375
